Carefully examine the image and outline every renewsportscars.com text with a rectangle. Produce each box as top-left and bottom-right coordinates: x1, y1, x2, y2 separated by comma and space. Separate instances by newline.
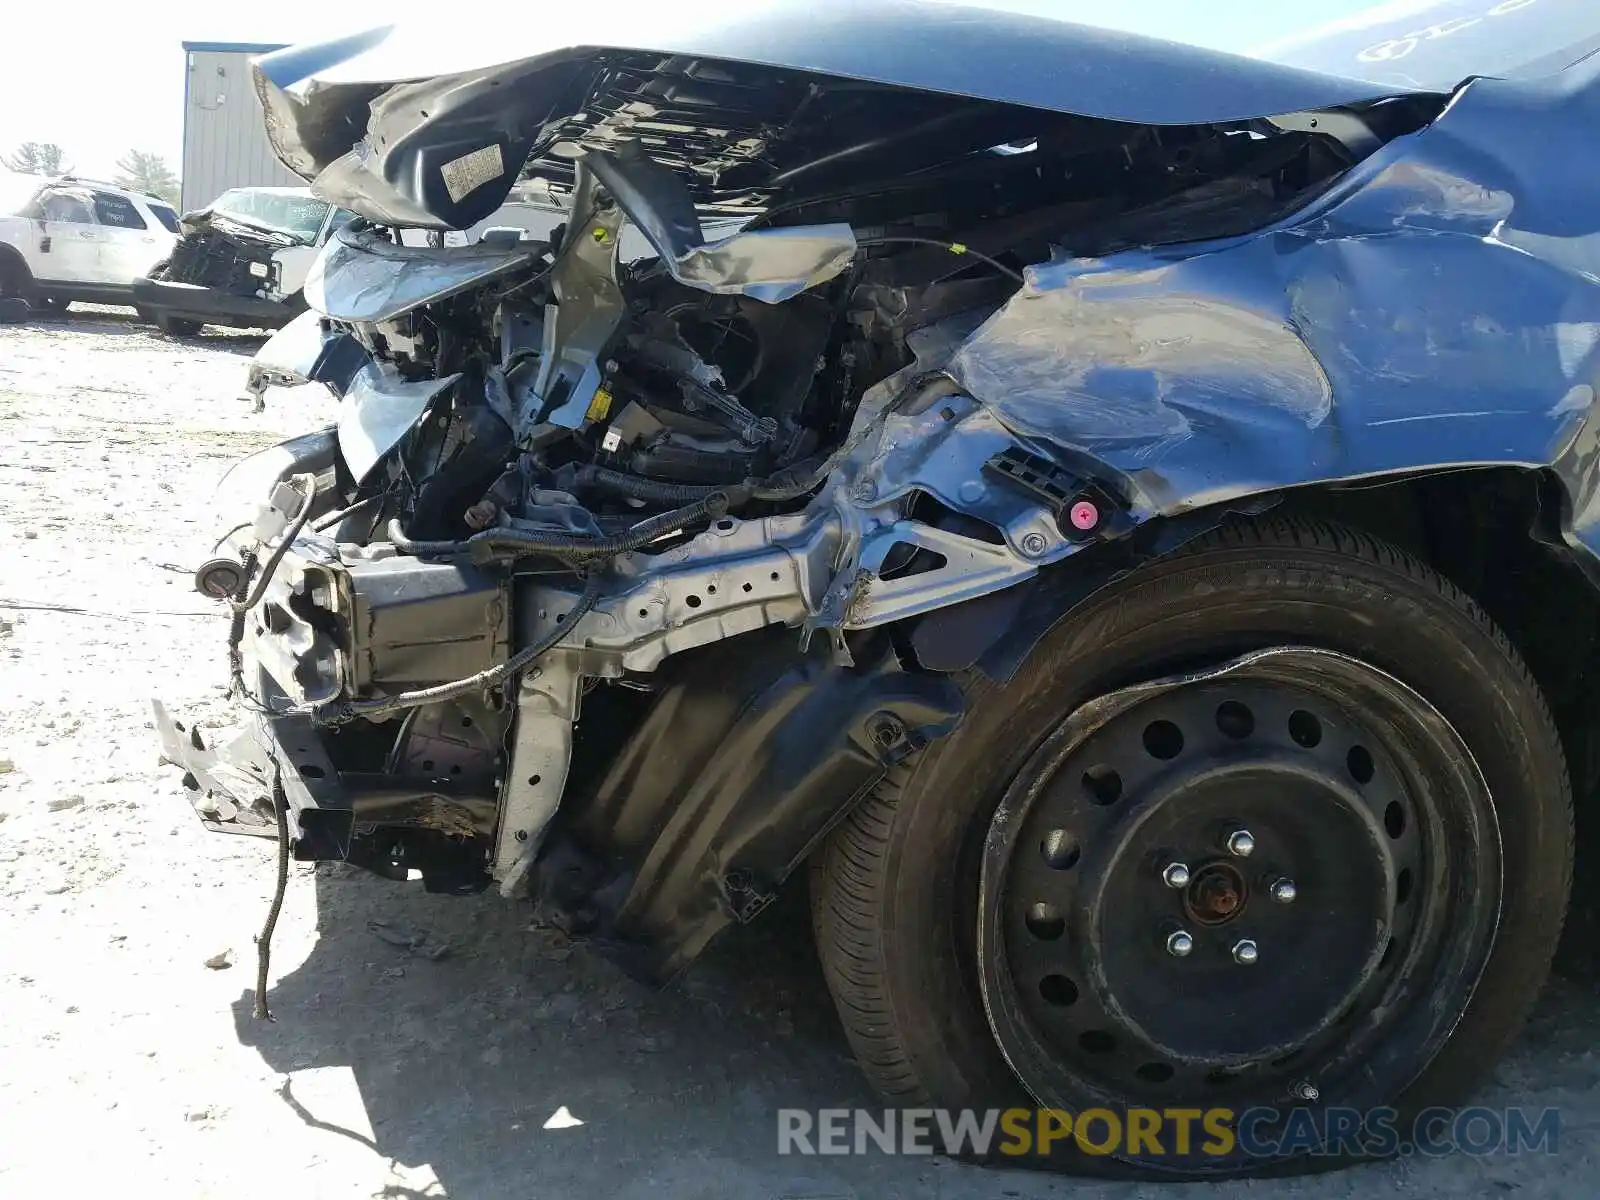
777, 1106, 1559, 1160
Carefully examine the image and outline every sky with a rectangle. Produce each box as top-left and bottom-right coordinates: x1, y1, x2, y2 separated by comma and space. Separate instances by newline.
0, 1, 1524, 180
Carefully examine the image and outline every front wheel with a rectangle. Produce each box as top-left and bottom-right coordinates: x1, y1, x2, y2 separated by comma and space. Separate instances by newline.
0, 257, 34, 306
154, 312, 203, 337
812, 518, 1571, 1177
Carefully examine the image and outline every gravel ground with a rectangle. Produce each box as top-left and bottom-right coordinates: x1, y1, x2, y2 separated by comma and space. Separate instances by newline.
1, 307, 1598, 1199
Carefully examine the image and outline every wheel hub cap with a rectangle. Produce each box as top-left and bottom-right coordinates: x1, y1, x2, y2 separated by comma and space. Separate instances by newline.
975, 647, 1500, 1124
1082, 749, 1393, 1063
1185, 862, 1246, 925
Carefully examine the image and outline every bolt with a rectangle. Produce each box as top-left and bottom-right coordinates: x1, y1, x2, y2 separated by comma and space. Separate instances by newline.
1225, 828, 1256, 858
1068, 498, 1101, 532
1166, 930, 1194, 957
1292, 1081, 1320, 1102
1161, 861, 1191, 889
1021, 532, 1049, 557
869, 713, 903, 749
1231, 938, 1259, 965
1270, 877, 1297, 904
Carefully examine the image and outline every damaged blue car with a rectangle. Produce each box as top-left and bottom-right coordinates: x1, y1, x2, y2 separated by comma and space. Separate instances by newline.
155, 0, 1600, 1176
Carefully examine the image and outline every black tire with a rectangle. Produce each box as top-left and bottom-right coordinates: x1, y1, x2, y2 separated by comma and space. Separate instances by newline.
0, 254, 33, 305
155, 313, 203, 337
812, 516, 1571, 1178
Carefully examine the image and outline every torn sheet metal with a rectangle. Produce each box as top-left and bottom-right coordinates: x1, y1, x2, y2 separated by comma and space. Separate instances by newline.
584, 146, 856, 303
338, 364, 461, 481
668, 226, 858, 304
949, 58, 1600, 562
305, 228, 537, 323
251, 309, 333, 387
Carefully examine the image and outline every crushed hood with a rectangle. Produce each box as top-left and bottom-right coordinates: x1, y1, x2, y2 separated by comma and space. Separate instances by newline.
254, 0, 1599, 230
253, 0, 1441, 230
183, 210, 298, 248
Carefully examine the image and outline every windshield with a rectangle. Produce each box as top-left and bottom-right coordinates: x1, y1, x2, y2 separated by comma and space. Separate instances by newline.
0, 170, 44, 217
209, 188, 331, 243
991, 0, 1599, 90
1253, 0, 1600, 89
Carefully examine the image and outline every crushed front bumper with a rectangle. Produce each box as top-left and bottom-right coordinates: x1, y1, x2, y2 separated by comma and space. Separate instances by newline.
133, 277, 296, 330
153, 698, 499, 887
154, 426, 509, 889
151, 701, 353, 857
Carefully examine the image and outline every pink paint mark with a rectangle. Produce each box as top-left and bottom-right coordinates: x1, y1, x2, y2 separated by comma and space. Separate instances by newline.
1068, 500, 1100, 531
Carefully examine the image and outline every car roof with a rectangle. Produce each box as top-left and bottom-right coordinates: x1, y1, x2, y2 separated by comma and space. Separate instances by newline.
46, 176, 173, 207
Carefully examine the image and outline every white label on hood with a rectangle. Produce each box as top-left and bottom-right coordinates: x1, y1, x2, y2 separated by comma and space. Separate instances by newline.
440, 144, 505, 204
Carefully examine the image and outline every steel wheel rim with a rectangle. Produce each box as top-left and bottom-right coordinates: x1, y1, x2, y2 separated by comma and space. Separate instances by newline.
975, 647, 1502, 1166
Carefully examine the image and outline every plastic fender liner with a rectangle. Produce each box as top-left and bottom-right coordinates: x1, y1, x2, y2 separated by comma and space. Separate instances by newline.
565, 628, 965, 981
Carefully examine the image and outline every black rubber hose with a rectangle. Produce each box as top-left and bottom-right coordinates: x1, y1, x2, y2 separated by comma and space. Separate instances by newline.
252, 783, 290, 1021
569, 465, 723, 504
225, 548, 260, 701
389, 490, 732, 561
573, 458, 832, 506
311, 493, 382, 533
748, 456, 832, 501
315, 570, 605, 725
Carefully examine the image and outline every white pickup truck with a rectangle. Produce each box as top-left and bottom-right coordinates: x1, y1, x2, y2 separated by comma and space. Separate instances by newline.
131, 184, 571, 336
130, 187, 349, 335
0, 172, 180, 313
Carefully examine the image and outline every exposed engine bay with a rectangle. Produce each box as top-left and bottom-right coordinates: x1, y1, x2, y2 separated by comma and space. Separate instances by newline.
138, 6, 1600, 1176
160, 34, 1454, 979
158, 214, 284, 294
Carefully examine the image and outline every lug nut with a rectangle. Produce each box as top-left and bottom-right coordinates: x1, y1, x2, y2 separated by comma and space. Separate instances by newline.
1292, 1081, 1320, 1102
1225, 829, 1256, 858
1270, 877, 1297, 904
1231, 938, 1259, 965
1166, 930, 1194, 958
1161, 861, 1191, 889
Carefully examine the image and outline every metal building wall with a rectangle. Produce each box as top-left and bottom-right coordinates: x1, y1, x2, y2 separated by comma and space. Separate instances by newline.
180, 43, 301, 215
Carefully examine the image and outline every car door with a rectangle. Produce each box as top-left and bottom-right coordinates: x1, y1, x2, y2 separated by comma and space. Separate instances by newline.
34, 189, 102, 284
89, 191, 166, 285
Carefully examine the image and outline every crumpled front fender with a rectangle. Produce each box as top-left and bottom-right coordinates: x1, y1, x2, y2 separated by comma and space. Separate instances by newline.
951, 58, 1600, 571
245, 308, 370, 403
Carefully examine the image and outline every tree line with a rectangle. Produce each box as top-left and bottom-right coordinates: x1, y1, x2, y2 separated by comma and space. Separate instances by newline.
3, 143, 180, 207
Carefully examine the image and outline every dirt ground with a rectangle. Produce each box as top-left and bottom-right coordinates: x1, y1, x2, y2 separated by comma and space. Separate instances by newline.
1, 307, 1597, 1199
